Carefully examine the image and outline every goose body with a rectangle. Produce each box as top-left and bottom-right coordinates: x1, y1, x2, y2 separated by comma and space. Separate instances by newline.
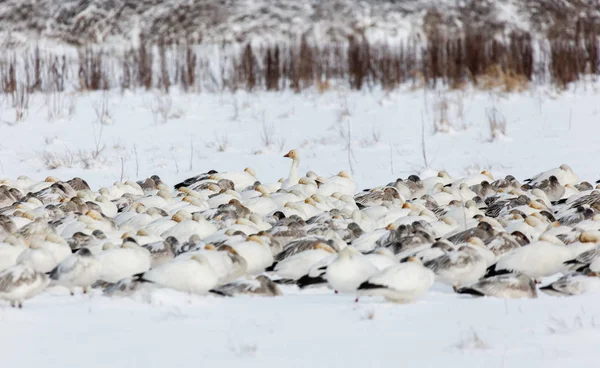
357, 259, 435, 302
0, 261, 49, 307
326, 247, 378, 293
140, 255, 219, 294
487, 239, 574, 280
96, 240, 151, 283
49, 248, 102, 293
454, 273, 537, 299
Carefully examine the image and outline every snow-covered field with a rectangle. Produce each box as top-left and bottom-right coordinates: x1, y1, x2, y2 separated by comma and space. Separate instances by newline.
2, 83, 600, 367
3, 285, 600, 367
1, 84, 599, 189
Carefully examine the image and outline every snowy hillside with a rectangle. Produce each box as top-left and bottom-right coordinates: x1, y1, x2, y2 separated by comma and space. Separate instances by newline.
0, 0, 599, 45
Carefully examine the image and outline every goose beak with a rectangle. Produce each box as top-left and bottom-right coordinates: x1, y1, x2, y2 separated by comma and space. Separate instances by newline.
283, 152, 291, 158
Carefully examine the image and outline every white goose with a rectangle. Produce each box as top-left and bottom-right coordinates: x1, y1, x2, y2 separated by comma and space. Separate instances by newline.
318, 171, 356, 197
178, 245, 247, 284
139, 254, 219, 295
95, 238, 151, 283
49, 248, 102, 295
229, 235, 274, 274
486, 235, 574, 280
282, 150, 301, 189
357, 258, 435, 303
0, 260, 49, 308
161, 213, 217, 241
0, 238, 28, 271
326, 247, 378, 294
271, 246, 336, 280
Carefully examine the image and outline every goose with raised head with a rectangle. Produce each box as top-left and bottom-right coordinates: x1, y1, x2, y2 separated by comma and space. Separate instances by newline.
282, 150, 300, 190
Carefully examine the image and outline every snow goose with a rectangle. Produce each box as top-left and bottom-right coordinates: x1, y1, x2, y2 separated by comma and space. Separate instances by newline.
269, 245, 336, 280
161, 213, 217, 241
95, 238, 151, 283
430, 217, 460, 238
242, 193, 278, 217
89, 195, 118, 218
274, 236, 337, 262
207, 168, 258, 191
357, 257, 434, 303
453, 273, 537, 299
17, 235, 71, 273
49, 248, 102, 295
318, 171, 356, 197
485, 232, 522, 257
445, 221, 497, 245
0, 260, 49, 308
139, 254, 219, 295
281, 150, 300, 189
287, 177, 318, 197
527, 164, 579, 186
533, 176, 565, 202
354, 187, 401, 208
363, 248, 398, 270
424, 245, 487, 287
540, 271, 600, 296
207, 189, 243, 208
179, 244, 247, 284
421, 171, 453, 192
452, 171, 494, 188
142, 236, 178, 267
485, 235, 574, 280
229, 235, 274, 274
326, 247, 378, 294
0, 239, 26, 271
210, 275, 282, 297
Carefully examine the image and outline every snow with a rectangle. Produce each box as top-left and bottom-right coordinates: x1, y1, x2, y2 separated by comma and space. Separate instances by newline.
1, 84, 600, 190
2, 82, 600, 366
2, 286, 600, 367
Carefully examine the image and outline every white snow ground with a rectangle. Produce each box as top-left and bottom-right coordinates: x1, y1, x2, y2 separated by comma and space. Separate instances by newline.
1, 84, 600, 190
2, 83, 600, 366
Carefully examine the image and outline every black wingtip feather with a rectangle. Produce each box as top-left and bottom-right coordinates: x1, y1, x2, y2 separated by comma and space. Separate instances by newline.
209, 289, 230, 297
453, 286, 485, 297
296, 275, 325, 289
484, 263, 513, 278
357, 281, 383, 290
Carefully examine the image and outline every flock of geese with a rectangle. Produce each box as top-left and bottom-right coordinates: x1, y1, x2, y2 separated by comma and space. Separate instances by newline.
1, 150, 600, 308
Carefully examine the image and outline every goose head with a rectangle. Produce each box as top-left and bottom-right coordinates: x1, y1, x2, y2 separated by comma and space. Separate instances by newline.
338, 171, 352, 179
406, 256, 424, 265
579, 231, 600, 243
480, 170, 494, 180
283, 149, 299, 160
